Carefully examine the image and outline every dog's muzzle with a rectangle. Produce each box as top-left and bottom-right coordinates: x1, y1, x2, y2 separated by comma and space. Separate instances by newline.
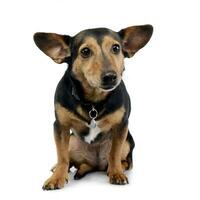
101, 71, 118, 90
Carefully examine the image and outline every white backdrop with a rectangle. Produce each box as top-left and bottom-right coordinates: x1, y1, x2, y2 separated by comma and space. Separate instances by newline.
0, 0, 199, 199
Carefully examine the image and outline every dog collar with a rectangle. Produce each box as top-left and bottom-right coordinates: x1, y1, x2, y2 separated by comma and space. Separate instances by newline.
70, 76, 100, 127
72, 87, 99, 128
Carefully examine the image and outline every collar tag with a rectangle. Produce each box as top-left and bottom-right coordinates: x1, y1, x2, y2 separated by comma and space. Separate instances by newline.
88, 118, 97, 129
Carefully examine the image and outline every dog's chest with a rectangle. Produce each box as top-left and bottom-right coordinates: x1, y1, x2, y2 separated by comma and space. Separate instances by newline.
71, 121, 102, 144
70, 105, 124, 144
84, 123, 101, 143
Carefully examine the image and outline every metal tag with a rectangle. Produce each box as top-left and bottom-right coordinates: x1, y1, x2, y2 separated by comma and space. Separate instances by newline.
88, 118, 97, 129
87, 106, 98, 129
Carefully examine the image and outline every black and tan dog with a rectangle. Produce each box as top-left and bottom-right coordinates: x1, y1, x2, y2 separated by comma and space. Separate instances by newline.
33, 24, 153, 190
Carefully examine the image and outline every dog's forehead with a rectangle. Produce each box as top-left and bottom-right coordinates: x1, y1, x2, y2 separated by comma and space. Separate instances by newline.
73, 28, 121, 47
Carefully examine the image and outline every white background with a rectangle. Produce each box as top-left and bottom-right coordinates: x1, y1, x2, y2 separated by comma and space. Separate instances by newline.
0, 0, 199, 199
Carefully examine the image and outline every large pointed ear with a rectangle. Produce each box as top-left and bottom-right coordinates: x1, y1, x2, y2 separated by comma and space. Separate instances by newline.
33, 32, 71, 64
119, 24, 153, 58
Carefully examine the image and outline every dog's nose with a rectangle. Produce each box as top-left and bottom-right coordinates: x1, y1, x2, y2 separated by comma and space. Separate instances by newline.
101, 71, 117, 86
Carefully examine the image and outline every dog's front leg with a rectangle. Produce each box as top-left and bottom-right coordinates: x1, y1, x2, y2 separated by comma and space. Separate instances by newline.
108, 125, 129, 185
43, 122, 70, 190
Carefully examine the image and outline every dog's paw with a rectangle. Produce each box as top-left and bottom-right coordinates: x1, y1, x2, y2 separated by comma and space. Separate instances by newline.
42, 175, 68, 190
74, 171, 84, 180
109, 172, 129, 185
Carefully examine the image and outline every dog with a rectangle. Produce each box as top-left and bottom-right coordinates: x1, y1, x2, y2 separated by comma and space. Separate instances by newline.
33, 24, 153, 190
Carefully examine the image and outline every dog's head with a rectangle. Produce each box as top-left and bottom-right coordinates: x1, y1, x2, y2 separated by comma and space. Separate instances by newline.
34, 25, 153, 91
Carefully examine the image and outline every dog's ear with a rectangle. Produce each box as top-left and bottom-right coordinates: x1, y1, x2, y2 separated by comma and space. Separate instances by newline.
119, 25, 153, 58
33, 32, 71, 64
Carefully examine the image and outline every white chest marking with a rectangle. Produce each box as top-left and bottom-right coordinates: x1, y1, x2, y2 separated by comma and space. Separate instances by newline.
84, 124, 101, 144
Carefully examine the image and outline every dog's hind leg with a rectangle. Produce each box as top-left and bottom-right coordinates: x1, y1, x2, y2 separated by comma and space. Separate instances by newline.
121, 160, 129, 171
121, 130, 135, 170
74, 163, 96, 180
125, 130, 135, 169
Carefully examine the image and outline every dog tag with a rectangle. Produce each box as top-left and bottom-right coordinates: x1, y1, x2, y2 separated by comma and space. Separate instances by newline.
87, 106, 98, 129
88, 118, 97, 129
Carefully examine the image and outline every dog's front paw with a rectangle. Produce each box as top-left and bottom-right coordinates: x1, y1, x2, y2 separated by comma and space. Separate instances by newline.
108, 172, 129, 185
42, 174, 68, 190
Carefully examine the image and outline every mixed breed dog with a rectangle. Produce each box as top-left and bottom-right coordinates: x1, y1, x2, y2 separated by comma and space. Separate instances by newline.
34, 24, 153, 190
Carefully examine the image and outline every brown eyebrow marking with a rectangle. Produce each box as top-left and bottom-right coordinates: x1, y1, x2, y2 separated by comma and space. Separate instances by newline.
101, 35, 124, 73
102, 35, 120, 50
79, 37, 100, 54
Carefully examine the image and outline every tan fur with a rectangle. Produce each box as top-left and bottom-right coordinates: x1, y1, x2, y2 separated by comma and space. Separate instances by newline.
81, 79, 109, 102
121, 161, 129, 171
121, 140, 130, 160
69, 135, 96, 166
72, 37, 109, 102
72, 35, 125, 102
107, 126, 129, 184
76, 105, 89, 120
55, 103, 84, 126
102, 36, 124, 75
43, 127, 70, 190
76, 163, 94, 176
72, 37, 102, 86
98, 106, 125, 132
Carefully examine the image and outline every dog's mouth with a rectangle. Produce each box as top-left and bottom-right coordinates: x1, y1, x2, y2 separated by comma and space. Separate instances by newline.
87, 81, 120, 92
100, 79, 121, 92
100, 85, 116, 91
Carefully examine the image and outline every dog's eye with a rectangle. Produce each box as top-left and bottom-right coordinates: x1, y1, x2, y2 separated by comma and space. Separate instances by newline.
111, 44, 120, 54
80, 47, 92, 58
